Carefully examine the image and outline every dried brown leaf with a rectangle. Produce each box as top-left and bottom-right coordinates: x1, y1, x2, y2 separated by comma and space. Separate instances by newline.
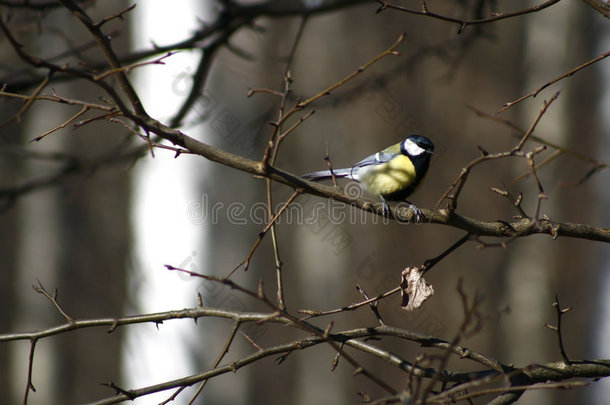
400, 266, 434, 311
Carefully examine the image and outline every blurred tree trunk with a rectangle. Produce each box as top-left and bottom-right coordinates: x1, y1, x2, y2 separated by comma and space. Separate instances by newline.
55, 2, 130, 400
195, 16, 278, 405
0, 154, 18, 399
501, 2, 602, 404
7, 2, 129, 403
0, 31, 22, 395
570, 5, 608, 405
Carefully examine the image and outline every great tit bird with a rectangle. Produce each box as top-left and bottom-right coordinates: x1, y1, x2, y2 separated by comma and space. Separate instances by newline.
303, 134, 434, 220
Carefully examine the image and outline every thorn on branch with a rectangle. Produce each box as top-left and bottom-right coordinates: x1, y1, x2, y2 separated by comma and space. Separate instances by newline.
323, 321, 334, 338
101, 381, 137, 400
476, 145, 489, 156
376, 2, 387, 14
421, 0, 428, 13
331, 345, 343, 372
107, 320, 119, 333
490, 185, 528, 219
275, 351, 290, 365
240, 331, 263, 351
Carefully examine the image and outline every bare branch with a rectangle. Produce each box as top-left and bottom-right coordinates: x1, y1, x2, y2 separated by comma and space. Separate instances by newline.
59, 0, 148, 116
545, 295, 573, 363
581, 0, 610, 17
375, 0, 562, 33
23, 339, 37, 405
228, 190, 301, 275
436, 92, 560, 212
498, 49, 610, 113
32, 281, 74, 323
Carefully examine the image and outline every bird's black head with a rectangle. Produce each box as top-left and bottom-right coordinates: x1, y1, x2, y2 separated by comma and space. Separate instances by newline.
401, 135, 435, 157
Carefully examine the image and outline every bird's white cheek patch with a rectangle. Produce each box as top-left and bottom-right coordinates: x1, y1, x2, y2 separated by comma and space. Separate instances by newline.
403, 140, 426, 156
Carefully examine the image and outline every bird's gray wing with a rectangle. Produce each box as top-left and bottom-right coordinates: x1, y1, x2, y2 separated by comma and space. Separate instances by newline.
352, 150, 398, 168
302, 168, 352, 180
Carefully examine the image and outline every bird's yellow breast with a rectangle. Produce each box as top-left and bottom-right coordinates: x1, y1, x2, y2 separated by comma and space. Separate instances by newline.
360, 155, 417, 196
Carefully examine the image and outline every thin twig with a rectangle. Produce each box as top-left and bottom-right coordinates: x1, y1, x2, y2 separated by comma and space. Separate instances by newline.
422, 233, 471, 274
31, 105, 88, 142
300, 233, 471, 320
419, 279, 485, 402
227, 190, 301, 277
95, 3, 136, 28
510, 149, 561, 186
525, 147, 548, 220
471, 381, 589, 402
512, 91, 560, 151
298, 287, 401, 320
355, 283, 384, 325
489, 185, 528, 218
467, 103, 609, 186
436, 91, 561, 212
296, 32, 405, 109
545, 295, 572, 363
467, 104, 607, 166
0, 88, 117, 112
0, 17, 131, 114
23, 338, 37, 405
92, 51, 176, 81
375, 0, 561, 33
0, 73, 51, 127
323, 140, 339, 187
186, 321, 242, 404
162, 270, 399, 395
262, 17, 309, 311
498, 49, 610, 113
59, 0, 148, 116
32, 281, 74, 323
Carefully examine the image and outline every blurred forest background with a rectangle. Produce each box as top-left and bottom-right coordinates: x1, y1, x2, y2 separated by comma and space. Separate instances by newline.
0, 1, 609, 404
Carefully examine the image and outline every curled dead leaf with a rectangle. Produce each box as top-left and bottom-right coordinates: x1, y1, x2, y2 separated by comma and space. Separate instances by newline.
400, 266, 434, 311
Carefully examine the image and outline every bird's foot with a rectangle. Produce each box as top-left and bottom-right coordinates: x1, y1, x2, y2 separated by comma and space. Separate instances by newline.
381, 199, 390, 217
407, 203, 423, 224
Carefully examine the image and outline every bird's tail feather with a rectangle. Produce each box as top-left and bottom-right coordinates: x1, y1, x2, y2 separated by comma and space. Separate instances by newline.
302, 168, 352, 180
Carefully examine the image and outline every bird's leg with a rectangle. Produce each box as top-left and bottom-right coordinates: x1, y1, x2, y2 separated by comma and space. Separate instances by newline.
381, 197, 390, 217
405, 200, 423, 223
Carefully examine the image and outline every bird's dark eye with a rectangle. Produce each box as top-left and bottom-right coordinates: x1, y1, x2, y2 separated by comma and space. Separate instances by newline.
419, 140, 434, 151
